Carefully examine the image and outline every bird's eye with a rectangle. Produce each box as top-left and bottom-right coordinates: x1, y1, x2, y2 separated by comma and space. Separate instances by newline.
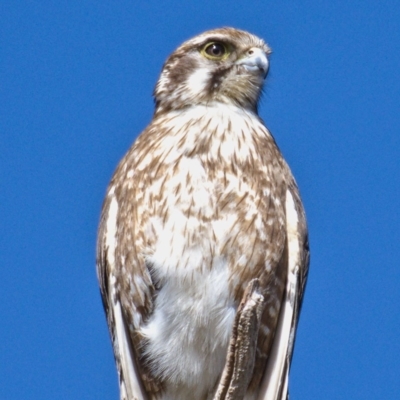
201, 42, 229, 60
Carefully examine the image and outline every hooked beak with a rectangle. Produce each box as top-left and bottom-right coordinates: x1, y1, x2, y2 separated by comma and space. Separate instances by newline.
236, 47, 269, 78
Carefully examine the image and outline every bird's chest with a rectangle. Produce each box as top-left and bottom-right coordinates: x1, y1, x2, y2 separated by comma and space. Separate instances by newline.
130, 107, 286, 282
140, 154, 276, 281
128, 109, 288, 298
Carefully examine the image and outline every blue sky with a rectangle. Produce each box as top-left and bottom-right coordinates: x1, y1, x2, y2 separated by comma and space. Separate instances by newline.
1, 1, 400, 399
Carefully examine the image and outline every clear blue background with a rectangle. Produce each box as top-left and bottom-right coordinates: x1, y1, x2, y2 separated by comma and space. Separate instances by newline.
2, 1, 399, 399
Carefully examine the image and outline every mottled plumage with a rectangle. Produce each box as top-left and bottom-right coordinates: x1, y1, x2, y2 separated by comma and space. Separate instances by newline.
97, 27, 309, 400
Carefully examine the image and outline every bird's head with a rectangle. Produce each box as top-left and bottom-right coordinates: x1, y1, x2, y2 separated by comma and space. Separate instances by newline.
154, 27, 271, 115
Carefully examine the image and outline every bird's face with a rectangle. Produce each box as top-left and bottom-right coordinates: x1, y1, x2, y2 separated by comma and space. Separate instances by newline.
154, 28, 271, 114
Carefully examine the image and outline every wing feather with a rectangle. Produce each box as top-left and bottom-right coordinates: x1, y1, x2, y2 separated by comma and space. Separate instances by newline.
257, 186, 309, 400
97, 192, 150, 400
112, 290, 148, 400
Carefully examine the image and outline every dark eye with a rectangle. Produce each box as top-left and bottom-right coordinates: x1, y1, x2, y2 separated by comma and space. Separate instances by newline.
202, 42, 229, 60
205, 43, 225, 57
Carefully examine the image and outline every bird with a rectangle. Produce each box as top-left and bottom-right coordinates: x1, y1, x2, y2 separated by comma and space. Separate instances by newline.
97, 27, 309, 400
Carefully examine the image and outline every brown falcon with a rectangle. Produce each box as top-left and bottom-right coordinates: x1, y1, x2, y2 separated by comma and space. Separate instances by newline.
97, 27, 309, 400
